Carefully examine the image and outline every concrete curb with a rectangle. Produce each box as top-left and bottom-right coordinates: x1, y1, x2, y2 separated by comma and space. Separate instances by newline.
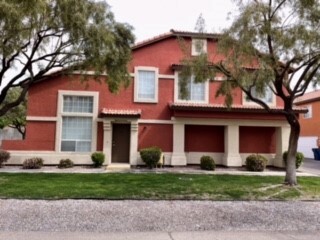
0, 231, 319, 240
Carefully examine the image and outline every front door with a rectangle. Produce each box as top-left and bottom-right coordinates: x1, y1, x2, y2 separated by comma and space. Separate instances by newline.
112, 124, 130, 163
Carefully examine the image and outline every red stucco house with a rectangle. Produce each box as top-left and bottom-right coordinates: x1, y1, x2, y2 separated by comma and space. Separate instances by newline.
3, 30, 305, 167
295, 90, 320, 158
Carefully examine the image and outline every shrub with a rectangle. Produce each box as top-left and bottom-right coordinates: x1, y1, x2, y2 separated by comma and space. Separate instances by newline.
22, 157, 44, 169
140, 147, 162, 169
0, 150, 10, 168
58, 159, 74, 168
245, 154, 268, 172
91, 152, 105, 168
282, 151, 304, 169
200, 155, 215, 171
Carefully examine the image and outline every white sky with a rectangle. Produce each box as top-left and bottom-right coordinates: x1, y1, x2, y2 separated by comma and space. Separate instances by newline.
107, 0, 237, 42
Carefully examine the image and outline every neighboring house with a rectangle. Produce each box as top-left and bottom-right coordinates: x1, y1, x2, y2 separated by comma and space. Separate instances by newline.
3, 30, 305, 167
295, 90, 320, 158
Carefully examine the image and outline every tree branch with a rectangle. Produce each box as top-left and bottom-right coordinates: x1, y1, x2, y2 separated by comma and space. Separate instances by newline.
292, 58, 320, 94
0, 86, 28, 117
270, 0, 286, 19
294, 63, 320, 99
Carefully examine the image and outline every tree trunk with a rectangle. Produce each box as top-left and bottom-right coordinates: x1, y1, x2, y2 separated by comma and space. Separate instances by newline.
21, 129, 26, 140
10, 125, 26, 140
17, 126, 26, 140
284, 113, 300, 185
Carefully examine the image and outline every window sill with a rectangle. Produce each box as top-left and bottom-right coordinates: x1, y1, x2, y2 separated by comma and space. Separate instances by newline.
134, 99, 158, 104
175, 99, 209, 104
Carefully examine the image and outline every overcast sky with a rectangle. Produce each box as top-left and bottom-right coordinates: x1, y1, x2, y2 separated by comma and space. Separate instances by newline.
107, 0, 237, 42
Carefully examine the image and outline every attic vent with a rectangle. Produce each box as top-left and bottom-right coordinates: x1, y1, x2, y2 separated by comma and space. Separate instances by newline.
191, 38, 207, 56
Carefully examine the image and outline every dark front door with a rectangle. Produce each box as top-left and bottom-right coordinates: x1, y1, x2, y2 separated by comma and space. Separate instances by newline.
112, 124, 130, 163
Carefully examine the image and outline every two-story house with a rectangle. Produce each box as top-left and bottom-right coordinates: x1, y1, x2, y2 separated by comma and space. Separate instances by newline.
295, 90, 320, 158
3, 30, 305, 167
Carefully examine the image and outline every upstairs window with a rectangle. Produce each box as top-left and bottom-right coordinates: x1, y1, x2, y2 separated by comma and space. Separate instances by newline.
244, 86, 274, 105
192, 38, 207, 56
175, 73, 208, 103
134, 67, 159, 103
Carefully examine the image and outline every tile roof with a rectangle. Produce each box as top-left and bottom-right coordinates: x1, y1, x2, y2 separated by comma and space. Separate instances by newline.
101, 109, 142, 117
169, 102, 307, 113
294, 90, 320, 104
170, 29, 221, 38
132, 29, 221, 50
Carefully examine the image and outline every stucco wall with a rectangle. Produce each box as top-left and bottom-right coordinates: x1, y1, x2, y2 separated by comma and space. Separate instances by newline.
3, 122, 56, 151
298, 101, 320, 137
185, 125, 224, 152
239, 126, 276, 153
138, 124, 173, 152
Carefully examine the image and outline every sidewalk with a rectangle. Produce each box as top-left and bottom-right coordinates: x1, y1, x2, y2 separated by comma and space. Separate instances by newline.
0, 231, 319, 240
0, 161, 319, 176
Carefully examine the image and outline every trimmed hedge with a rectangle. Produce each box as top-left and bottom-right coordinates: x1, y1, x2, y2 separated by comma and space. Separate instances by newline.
140, 147, 162, 169
245, 154, 268, 172
200, 155, 215, 171
91, 152, 105, 168
0, 150, 10, 168
58, 159, 74, 168
282, 151, 304, 169
22, 157, 44, 169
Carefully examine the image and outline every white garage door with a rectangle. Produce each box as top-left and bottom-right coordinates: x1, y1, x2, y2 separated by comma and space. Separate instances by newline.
298, 136, 317, 158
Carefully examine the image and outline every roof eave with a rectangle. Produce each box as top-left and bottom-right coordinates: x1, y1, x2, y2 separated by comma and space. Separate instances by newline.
295, 97, 320, 105
169, 104, 307, 114
132, 29, 221, 51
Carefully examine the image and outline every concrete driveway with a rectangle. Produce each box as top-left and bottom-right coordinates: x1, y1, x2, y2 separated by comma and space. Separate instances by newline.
299, 158, 320, 176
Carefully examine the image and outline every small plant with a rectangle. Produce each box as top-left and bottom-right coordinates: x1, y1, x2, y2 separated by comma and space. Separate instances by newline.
245, 154, 268, 172
282, 151, 304, 169
200, 155, 215, 171
0, 150, 10, 168
22, 157, 44, 169
140, 147, 162, 169
58, 159, 74, 168
91, 152, 105, 168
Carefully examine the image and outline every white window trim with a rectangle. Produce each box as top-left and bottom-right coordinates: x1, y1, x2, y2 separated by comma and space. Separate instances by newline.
191, 38, 207, 56
56, 90, 99, 153
174, 71, 209, 104
242, 87, 276, 107
134, 66, 159, 103
303, 105, 312, 119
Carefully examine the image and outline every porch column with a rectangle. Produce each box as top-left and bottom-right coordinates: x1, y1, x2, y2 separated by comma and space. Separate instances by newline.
273, 126, 290, 167
103, 120, 112, 165
223, 125, 242, 167
130, 121, 139, 166
171, 122, 187, 166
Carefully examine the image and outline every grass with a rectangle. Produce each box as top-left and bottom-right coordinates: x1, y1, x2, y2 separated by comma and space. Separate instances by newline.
0, 173, 319, 200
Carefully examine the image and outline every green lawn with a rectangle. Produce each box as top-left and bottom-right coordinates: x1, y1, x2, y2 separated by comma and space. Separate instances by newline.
0, 173, 319, 200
